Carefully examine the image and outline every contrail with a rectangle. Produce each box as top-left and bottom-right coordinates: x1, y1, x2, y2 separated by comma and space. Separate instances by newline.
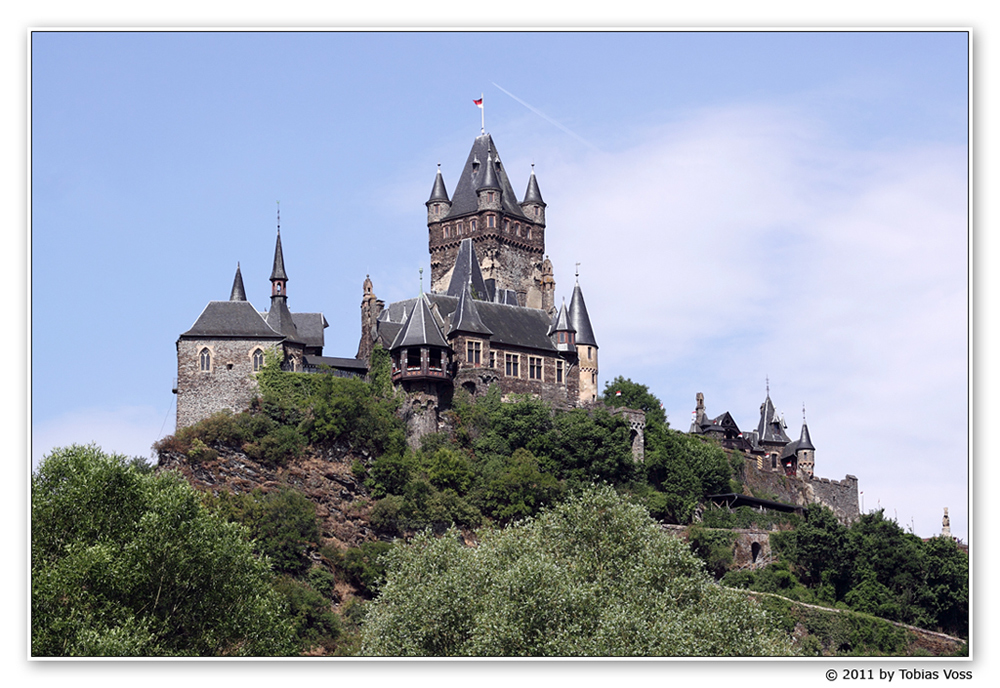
492, 82, 601, 152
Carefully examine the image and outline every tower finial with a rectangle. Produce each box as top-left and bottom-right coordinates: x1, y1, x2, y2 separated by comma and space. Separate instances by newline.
277, 200, 280, 234
575, 262, 580, 282
419, 267, 424, 294
766, 376, 770, 397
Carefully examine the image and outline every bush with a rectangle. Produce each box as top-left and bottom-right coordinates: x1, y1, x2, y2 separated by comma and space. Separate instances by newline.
361, 485, 797, 657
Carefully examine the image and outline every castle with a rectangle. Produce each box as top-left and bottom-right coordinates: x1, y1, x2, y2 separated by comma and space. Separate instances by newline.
173, 129, 858, 522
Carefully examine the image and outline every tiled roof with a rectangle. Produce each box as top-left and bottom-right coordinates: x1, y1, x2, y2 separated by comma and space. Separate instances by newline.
182, 300, 283, 338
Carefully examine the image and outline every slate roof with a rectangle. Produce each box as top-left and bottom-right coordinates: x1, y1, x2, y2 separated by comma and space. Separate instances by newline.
798, 422, 815, 451
427, 166, 450, 204
446, 238, 490, 300
230, 264, 247, 301
292, 312, 328, 349
756, 395, 791, 445
304, 355, 368, 371
547, 301, 574, 335
390, 295, 450, 350
523, 167, 545, 206
568, 282, 598, 347
443, 134, 529, 221
380, 293, 558, 352
270, 229, 288, 281
182, 301, 284, 339
264, 298, 302, 343
449, 284, 493, 337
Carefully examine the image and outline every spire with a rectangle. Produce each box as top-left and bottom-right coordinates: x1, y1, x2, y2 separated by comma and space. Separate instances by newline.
427, 164, 450, 204
548, 298, 574, 336
229, 262, 247, 301
270, 222, 288, 283
798, 408, 815, 451
450, 281, 493, 337
444, 134, 528, 220
567, 278, 598, 347
523, 164, 545, 205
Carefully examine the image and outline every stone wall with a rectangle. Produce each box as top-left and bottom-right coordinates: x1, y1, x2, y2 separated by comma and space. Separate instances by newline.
739, 455, 859, 524
176, 338, 277, 428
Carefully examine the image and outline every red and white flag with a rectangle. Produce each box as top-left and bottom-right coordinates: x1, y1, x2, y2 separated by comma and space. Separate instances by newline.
473, 98, 483, 109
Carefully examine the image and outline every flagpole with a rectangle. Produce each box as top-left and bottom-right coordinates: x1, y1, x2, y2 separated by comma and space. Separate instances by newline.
480, 92, 485, 135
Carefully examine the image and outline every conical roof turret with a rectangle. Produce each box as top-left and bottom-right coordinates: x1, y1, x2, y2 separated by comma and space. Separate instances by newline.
798, 420, 815, 451
270, 229, 288, 282
568, 280, 597, 347
523, 165, 545, 206
230, 263, 247, 301
427, 164, 450, 204
391, 294, 449, 350
548, 299, 574, 336
478, 152, 501, 191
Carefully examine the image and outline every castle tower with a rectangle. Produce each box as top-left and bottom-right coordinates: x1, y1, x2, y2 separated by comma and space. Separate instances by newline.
568, 275, 599, 403
264, 228, 304, 371
795, 413, 816, 479
427, 134, 546, 308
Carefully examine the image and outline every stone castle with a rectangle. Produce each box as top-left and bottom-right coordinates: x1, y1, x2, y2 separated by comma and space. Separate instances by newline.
173, 130, 859, 522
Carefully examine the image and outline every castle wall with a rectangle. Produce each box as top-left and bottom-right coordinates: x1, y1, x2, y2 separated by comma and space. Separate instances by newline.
739, 455, 859, 524
176, 338, 278, 428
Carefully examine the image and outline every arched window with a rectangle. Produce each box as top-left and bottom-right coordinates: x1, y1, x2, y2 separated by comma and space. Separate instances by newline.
200, 348, 211, 372
252, 348, 264, 372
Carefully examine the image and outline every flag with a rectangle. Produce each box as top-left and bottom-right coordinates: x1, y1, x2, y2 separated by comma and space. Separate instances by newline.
615, 391, 621, 397
473, 98, 483, 108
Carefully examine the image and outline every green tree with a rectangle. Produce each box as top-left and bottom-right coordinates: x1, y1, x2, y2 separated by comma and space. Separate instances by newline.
361, 485, 796, 656
603, 375, 668, 428
32, 445, 296, 656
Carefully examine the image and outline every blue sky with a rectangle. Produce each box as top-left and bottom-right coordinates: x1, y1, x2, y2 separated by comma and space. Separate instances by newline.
30, 30, 969, 541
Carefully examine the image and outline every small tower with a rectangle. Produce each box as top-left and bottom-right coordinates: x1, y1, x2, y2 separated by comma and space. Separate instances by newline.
358, 274, 384, 361
942, 508, 952, 538
795, 405, 816, 479
690, 392, 707, 432
568, 270, 599, 404
264, 225, 303, 370
520, 163, 546, 226
548, 299, 576, 353
426, 164, 452, 223
476, 152, 502, 212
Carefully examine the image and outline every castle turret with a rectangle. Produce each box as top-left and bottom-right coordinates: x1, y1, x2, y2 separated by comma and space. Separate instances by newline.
548, 299, 576, 353
426, 164, 451, 223
540, 255, 555, 314
476, 152, 502, 212
357, 274, 384, 361
264, 227, 303, 369
520, 164, 546, 226
568, 276, 599, 403
795, 414, 816, 478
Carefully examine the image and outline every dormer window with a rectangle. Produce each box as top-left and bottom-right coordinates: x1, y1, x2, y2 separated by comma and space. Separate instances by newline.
487, 191, 495, 203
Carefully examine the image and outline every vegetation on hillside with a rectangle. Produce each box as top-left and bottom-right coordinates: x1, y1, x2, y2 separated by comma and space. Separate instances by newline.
35, 365, 967, 657
361, 485, 796, 656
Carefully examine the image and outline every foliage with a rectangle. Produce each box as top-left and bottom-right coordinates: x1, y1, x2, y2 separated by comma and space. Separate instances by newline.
361, 485, 796, 657
368, 344, 394, 399
479, 448, 564, 524
686, 526, 736, 580
32, 445, 296, 656
204, 487, 321, 576
342, 541, 394, 597
643, 424, 730, 524
700, 504, 801, 531
272, 576, 341, 652
603, 375, 668, 428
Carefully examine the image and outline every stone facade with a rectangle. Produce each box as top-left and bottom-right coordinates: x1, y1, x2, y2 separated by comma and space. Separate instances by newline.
739, 454, 859, 525
176, 338, 277, 428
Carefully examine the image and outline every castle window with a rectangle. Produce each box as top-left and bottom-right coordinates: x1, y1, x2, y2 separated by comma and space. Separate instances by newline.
252, 349, 264, 371
587, 346, 592, 359
457, 222, 464, 235
488, 215, 495, 228
487, 191, 495, 203
428, 348, 442, 371
470, 218, 477, 231
558, 332, 565, 344
591, 372, 596, 385
467, 340, 481, 365
556, 360, 564, 383
505, 353, 519, 377
527, 227, 532, 239
489, 351, 496, 368
200, 348, 211, 372
529, 357, 543, 380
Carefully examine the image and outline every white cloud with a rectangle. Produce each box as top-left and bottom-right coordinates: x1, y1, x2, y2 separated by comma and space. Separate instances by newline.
31, 405, 173, 471
536, 103, 968, 540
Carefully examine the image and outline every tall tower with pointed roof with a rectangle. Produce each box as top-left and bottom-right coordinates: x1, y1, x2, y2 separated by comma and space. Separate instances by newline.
427, 134, 548, 308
